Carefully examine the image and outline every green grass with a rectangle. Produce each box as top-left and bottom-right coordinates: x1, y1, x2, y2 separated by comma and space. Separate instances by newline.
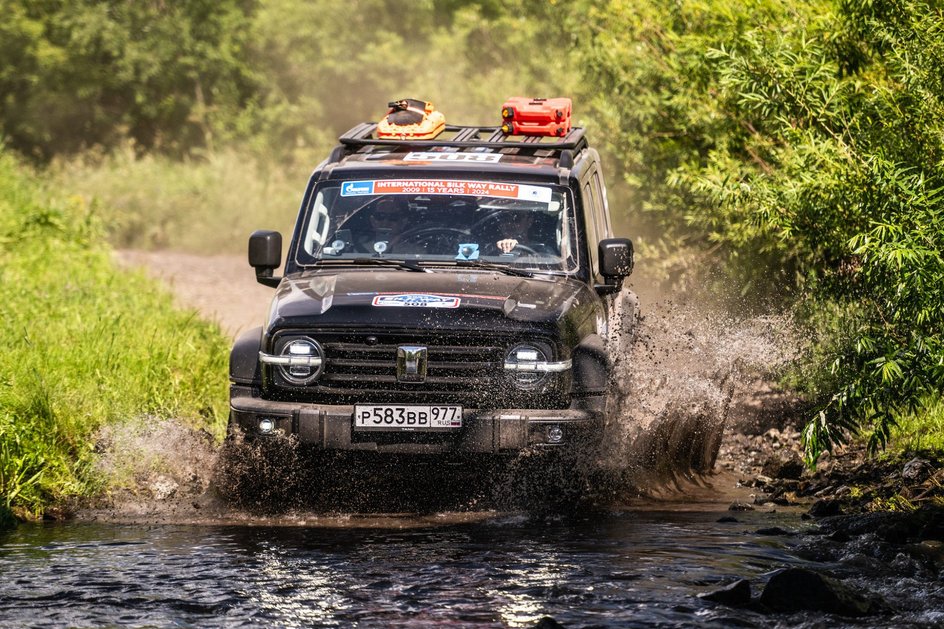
889, 397, 944, 454
0, 149, 231, 519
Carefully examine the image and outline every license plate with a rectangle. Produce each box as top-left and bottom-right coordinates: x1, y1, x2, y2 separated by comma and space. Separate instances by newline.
354, 405, 463, 431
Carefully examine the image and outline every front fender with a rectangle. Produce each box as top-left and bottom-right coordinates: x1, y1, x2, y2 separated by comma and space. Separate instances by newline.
571, 333, 610, 397
230, 326, 263, 385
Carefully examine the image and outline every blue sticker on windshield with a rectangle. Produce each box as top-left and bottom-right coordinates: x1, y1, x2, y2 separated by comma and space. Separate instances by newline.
456, 243, 480, 261
341, 181, 374, 196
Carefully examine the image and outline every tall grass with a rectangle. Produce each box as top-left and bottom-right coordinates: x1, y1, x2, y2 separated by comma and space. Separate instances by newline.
50, 146, 305, 254
890, 397, 944, 454
0, 150, 230, 519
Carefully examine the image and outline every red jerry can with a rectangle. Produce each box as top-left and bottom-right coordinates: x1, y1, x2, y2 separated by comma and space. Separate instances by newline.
500, 97, 572, 137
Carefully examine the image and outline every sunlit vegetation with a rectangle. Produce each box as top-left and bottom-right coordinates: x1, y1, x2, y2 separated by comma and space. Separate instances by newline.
1, 0, 942, 519
547, 0, 944, 462
0, 152, 230, 519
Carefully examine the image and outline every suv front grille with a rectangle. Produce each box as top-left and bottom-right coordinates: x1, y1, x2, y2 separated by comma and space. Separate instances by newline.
266, 329, 566, 408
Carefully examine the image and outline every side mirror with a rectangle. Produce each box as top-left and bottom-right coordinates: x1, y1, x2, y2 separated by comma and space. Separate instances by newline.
599, 238, 634, 278
249, 230, 282, 287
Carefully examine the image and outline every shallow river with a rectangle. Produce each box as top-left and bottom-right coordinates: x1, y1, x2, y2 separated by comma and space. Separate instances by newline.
0, 503, 823, 628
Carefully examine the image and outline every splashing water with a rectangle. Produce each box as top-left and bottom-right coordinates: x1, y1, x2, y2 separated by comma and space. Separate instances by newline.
595, 292, 800, 498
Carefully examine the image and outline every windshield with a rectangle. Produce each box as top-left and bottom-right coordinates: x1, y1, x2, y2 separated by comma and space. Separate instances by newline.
295, 179, 578, 273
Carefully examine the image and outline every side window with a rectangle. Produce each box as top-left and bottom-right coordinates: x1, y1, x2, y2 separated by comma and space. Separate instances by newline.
583, 182, 600, 272
590, 170, 611, 238
304, 190, 331, 254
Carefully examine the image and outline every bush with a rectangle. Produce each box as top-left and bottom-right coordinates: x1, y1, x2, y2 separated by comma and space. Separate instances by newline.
553, 0, 944, 461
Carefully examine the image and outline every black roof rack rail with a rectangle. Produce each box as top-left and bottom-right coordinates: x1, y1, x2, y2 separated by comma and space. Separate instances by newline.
337, 124, 587, 154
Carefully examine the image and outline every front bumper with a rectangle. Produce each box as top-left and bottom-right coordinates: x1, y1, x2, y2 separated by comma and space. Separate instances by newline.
229, 385, 604, 454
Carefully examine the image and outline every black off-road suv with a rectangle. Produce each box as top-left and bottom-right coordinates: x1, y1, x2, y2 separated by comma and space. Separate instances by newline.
229, 117, 636, 462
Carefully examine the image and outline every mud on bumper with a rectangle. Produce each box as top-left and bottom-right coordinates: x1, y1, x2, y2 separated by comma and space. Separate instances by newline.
229, 386, 604, 454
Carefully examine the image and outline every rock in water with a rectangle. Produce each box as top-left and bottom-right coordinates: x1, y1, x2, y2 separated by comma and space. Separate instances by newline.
759, 568, 881, 616
699, 579, 752, 607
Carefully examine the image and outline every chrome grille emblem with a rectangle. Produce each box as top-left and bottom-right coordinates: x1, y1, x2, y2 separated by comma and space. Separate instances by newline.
396, 345, 428, 383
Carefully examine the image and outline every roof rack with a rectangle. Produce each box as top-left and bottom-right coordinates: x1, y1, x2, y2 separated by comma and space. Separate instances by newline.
336, 123, 587, 157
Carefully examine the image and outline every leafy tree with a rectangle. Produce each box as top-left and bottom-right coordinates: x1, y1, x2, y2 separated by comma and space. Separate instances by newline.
0, 0, 256, 161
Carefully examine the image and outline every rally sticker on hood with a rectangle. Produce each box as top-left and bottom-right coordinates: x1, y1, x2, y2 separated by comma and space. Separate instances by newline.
372, 294, 461, 308
340, 179, 552, 203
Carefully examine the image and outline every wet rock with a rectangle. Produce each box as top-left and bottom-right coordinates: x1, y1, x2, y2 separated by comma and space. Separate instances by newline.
881, 520, 915, 545
755, 526, 794, 536
761, 453, 805, 480
910, 540, 944, 571
728, 501, 754, 512
809, 498, 842, 517
902, 458, 933, 482
717, 516, 739, 523
818, 511, 924, 543
533, 617, 566, 629
758, 568, 882, 616
919, 510, 944, 541
699, 579, 752, 607
827, 529, 850, 543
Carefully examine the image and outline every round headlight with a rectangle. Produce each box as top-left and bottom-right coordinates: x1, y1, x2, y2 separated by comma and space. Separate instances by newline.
278, 337, 324, 385
505, 343, 549, 389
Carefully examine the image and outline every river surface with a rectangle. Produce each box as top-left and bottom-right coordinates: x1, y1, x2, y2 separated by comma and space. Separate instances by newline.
0, 503, 818, 628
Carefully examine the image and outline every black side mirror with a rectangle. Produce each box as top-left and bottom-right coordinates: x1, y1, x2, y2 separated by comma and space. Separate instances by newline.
599, 238, 634, 278
249, 230, 282, 287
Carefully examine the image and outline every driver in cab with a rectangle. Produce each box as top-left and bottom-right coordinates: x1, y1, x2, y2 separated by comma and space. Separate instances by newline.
354, 196, 409, 253
491, 209, 559, 256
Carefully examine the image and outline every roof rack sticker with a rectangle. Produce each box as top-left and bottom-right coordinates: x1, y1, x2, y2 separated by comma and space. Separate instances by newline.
404, 152, 503, 163
339, 179, 552, 202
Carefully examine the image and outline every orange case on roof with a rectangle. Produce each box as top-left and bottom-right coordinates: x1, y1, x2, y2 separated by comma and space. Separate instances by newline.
377, 99, 446, 140
500, 97, 572, 137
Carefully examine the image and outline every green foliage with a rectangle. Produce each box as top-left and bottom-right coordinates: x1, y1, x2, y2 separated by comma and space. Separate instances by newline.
0, 150, 230, 518
889, 396, 944, 453
241, 0, 575, 165
549, 0, 944, 462
0, 0, 255, 161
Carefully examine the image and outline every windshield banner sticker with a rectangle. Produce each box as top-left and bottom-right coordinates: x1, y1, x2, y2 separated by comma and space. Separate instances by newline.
341, 179, 552, 203
372, 294, 461, 308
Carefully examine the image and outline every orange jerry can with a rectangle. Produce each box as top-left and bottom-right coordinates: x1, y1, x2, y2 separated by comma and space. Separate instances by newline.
500, 97, 572, 137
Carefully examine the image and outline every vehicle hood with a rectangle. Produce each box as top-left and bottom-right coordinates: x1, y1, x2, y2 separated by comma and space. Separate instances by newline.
265, 269, 590, 331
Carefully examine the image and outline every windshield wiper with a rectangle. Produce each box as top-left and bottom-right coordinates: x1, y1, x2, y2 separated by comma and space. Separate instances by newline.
448, 260, 535, 277
314, 258, 430, 272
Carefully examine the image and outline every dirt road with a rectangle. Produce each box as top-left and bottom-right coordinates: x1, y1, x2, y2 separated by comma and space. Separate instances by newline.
115, 250, 273, 338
